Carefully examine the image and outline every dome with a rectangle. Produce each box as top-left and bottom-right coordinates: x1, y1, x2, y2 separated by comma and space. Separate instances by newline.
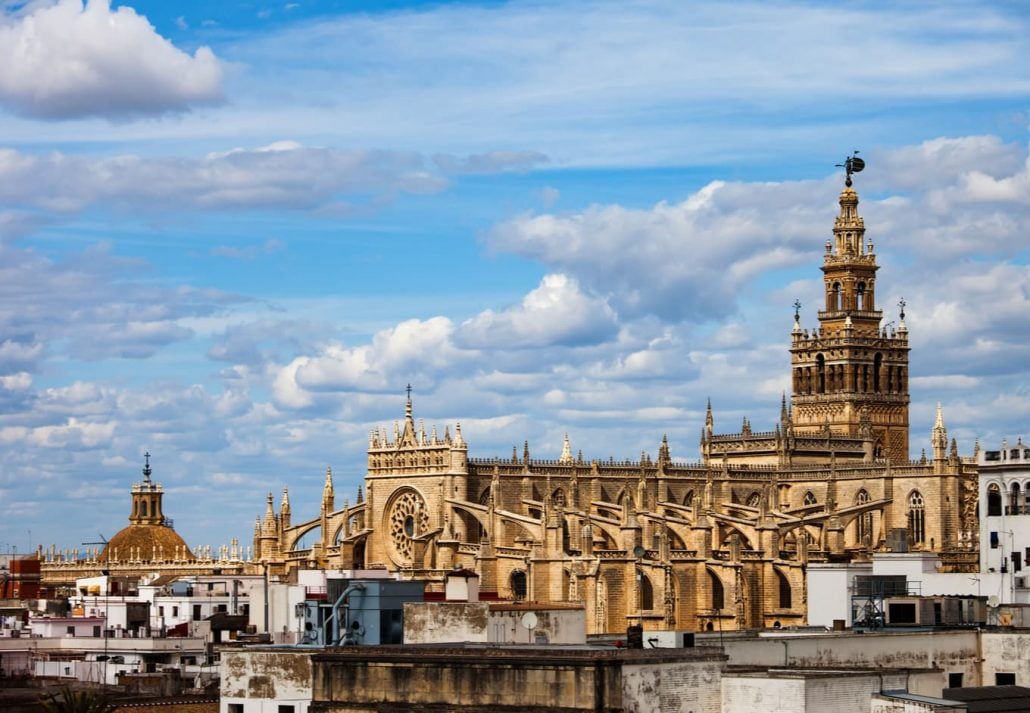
99, 524, 194, 563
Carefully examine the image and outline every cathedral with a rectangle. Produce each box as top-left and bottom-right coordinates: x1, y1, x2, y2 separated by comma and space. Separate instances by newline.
254, 169, 980, 633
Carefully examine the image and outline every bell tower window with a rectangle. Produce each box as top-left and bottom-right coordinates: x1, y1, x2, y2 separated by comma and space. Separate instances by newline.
857, 282, 865, 310
816, 355, 826, 394
831, 283, 841, 311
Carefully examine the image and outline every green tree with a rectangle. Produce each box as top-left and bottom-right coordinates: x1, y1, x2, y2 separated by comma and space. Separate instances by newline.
39, 687, 116, 713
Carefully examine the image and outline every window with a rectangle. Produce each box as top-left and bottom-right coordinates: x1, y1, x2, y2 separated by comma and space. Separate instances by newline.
908, 491, 926, 545
803, 491, 817, 507
987, 484, 1002, 517
228, 705, 244, 713
193, 605, 202, 621
278, 706, 295, 713
638, 572, 654, 611
510, 570, 527, 600
172, 606, 178, 617
855, 490, 872, 546
709, 570, 724, 610
92, 626, 101, 637
948, 672, 963, 688
158, 606, 164, 617
67, 626, 75, 636
776, 569, 792, 609
996, 672, 1016, 685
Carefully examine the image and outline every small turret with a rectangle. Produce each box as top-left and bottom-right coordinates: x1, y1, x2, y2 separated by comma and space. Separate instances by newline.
559, 433, 573, 465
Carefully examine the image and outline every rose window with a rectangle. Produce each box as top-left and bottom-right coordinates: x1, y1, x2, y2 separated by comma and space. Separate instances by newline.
387, 489, 429, 564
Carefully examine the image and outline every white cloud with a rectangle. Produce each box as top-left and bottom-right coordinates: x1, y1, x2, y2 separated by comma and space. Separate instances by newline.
0, 0, 224, 119
457, 273, 617, 349
0, 143, 547, 215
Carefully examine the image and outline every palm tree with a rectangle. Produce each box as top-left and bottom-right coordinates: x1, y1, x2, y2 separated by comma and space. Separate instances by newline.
39, 687, 116, 713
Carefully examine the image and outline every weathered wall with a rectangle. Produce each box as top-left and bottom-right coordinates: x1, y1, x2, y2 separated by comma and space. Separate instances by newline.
980, 631, 1030, 686
721, 631, 980, 689
309, 647, 726, 713
220, 649, 312, 713
403, 602, 489, 644
622, 659, 722, 713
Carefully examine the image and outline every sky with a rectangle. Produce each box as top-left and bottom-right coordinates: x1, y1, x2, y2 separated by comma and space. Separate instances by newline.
0, 0, 1028, 555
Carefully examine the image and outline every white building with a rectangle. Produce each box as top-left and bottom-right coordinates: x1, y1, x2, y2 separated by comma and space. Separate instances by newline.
978, 438, 1030, 602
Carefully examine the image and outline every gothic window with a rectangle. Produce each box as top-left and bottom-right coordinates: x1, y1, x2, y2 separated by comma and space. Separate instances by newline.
855, 490, 872, 545
908, 491, 926, 545
816, 355, 826, 394
987, 484, 1001, 517
683, 490, 694, 507
708, 570, 724, 610
776, 569, 792, 609
803, 491, 817, 507
638, 571, 654, 611
746, 491, 761, 507
873, 353, 883, 392
552, 488, 566, 509
510, 570, 527, 600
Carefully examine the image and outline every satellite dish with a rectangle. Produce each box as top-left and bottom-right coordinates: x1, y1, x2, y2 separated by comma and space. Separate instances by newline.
633, 545, 647, 559
987, 596, 1000, 608
520, 612, 538, 630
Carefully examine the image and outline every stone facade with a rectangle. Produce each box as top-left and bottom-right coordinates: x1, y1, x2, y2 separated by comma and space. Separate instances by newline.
249, 175, 978, 635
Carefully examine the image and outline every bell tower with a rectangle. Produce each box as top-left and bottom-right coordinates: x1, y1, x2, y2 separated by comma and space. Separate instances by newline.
790, 155, 910, 461
129, 452, 165, 526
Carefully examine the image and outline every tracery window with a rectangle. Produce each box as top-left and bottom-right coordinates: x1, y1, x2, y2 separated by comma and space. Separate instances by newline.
803, 491, 817, 507
908, 491, 926, 545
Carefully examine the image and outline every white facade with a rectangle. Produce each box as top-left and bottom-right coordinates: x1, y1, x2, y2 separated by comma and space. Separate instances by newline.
978, 438, 1030, 604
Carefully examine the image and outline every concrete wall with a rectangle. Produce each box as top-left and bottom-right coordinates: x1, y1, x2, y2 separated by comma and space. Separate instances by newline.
807, 562, 872, 627
309, 646, 726, 712
220, 649, 312, 713
722, 672, 913, 713
488, 608, 586, 644
980, 631, 1030, 687
622, 659, 722, 713
722, 631, 980, 691
404, 602, 489, 643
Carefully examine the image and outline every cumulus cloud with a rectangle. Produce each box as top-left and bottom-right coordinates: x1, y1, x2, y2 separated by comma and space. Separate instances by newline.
456, 273, 617, 349
0, 0, 224, 119
487, 179, 827, 321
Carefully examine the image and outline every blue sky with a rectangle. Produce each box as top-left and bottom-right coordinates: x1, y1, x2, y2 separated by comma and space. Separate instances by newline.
0, 0, 1028, 554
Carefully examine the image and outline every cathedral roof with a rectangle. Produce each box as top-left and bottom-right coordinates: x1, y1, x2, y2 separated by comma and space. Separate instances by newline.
99, 524, 194, 562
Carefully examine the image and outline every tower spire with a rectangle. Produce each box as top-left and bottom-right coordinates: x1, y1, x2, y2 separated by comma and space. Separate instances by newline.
789, 154, 910, 462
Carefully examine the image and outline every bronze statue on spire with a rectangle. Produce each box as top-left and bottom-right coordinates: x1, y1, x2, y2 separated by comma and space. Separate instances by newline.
836, 150, 865, 187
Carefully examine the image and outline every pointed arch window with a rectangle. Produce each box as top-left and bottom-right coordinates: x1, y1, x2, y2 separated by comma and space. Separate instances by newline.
638, 570, 654, 611
873, 353, 883, 393
832, 282, 842, 311
856, 282, 866, 310
803, 491, 817, 507
708, 569, 724, 610
746, 491, 761, 507
855, 489, 872, 546
683, 490, 694, 507
816, 355, 826, 394
776, 569, 792, 609
908, 491, 926, 545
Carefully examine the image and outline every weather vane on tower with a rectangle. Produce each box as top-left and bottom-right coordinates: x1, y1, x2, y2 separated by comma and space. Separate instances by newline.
836, 150, 865, 187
